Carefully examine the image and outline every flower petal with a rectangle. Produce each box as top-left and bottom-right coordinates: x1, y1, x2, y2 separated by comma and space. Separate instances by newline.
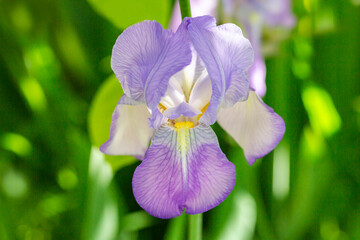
160, 76, 185, 109
163, 102, 201, 119
111, 20, 191, 103
100, 95, 154, 160
217, 91, 285, 165
132, 124, 235, 219
144, 20, 192, 111
187, 16, 253, 125
188, 74, 212, 111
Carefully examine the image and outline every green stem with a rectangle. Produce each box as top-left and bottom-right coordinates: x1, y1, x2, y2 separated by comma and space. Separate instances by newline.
179, 0, 192, 19
188, 214, 202, 240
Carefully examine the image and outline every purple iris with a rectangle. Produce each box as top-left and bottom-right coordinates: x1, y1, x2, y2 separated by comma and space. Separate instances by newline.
100, 16, 285, 219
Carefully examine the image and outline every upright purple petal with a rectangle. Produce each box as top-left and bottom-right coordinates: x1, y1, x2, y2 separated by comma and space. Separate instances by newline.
111, 20, 191, 105
186, 16, 253, 125
144, 20, 193, 127
217, 91, 285, 165
132, 124, 235, 219
216, 23, 254, 106
100, 95, 154, 160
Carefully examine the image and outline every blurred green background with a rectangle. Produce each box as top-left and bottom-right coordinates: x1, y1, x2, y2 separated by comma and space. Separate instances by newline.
0, 0, 359, 239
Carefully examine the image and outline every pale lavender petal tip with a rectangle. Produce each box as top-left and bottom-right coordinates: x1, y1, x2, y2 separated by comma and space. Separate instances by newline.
245, 106, 285, 165
217, 91, 285, 165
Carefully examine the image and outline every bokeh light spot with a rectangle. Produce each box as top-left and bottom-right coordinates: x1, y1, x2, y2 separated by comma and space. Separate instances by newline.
1, 169, 28, 199
20, 77, 47, 112
10, 3, 33, 33
1, 132, 32, 157
57, 168, 78, 191
273, 142, 290, 200
302, 85, 341, 137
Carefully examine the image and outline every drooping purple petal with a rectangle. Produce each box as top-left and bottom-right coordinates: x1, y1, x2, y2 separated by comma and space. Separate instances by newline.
217, 91, 285, 165
100, 95, 154, 160
111, 20, 191, 105
132, 124, 236, 219
186, 16, 253, 125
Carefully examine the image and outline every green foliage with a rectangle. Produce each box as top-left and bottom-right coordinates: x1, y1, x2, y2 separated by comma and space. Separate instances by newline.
87, 0, 172, 29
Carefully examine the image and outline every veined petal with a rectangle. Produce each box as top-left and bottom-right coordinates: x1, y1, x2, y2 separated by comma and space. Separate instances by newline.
217, 91, 285, 165
187, 16, 253, 125
132, 124, 235, 219
100, 95, 154, 160
144, 20, 192, 111
111, 20, 191, 103
216, 23, 254, 106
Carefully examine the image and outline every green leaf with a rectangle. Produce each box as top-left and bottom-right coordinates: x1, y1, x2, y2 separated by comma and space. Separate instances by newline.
82, 147, 119, 240
88, 75, 137, 171
87, 0, 171, 30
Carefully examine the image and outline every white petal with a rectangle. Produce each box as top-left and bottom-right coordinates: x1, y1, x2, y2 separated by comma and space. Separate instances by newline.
217, 91, 285, 164
100, 96, 154, 159
188, 75, 212, 111
160, 77, 185, 109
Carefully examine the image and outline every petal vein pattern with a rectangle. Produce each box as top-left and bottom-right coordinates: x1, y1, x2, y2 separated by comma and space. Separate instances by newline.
144, 21, 192, 112
132, 124, 236, 219
111, 20, 191, 105
187, 16, 253, 125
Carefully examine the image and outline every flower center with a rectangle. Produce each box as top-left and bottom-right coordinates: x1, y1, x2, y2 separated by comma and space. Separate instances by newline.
158, 52, 212, 128
174, 121, 194, 129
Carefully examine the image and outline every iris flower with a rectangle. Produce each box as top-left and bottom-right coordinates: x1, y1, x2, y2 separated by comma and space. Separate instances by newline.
100, 16, 285, 219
